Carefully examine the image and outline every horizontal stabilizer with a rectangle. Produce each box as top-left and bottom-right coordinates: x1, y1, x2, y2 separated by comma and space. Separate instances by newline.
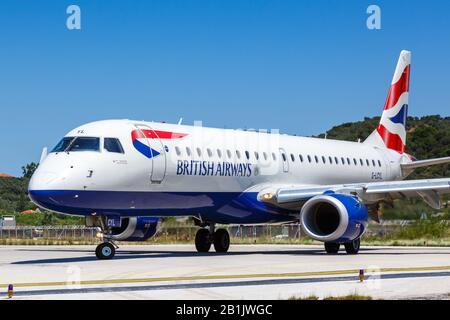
401, 156, 450, 170
401, 156, 450, 176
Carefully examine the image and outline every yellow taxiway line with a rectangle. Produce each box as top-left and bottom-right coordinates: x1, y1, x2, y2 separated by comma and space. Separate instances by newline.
2, 265, 450, 288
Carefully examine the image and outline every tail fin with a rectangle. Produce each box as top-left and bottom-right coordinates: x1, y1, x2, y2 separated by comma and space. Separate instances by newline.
365, 50, 411, 153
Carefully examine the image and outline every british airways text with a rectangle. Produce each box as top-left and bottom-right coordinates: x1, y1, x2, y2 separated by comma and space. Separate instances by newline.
176, 160, 252, 177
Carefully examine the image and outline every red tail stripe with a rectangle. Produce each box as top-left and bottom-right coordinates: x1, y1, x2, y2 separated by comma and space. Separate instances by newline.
377, 124, 405, 153
383, 65, 410, 110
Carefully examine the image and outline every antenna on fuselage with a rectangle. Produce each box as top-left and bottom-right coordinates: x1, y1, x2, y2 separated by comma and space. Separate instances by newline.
177, 117, 183, 125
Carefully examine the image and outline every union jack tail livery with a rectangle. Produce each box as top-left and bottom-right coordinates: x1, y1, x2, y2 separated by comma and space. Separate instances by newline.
374, 50, 411, 153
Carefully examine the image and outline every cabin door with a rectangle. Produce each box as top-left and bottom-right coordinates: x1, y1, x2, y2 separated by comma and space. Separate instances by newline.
279, 148, 289, 173
134, 124, 167, 183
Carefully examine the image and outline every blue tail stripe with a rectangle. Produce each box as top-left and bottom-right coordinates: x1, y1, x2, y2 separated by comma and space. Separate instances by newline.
389, 104, 408, 125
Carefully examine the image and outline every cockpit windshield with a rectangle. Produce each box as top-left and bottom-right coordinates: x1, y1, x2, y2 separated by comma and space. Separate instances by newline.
51, 137, 74, 153
51, 137, 100, 153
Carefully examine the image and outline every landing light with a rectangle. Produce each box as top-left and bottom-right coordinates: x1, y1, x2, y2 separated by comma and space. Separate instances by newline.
96, 232, 104, 239
262, 193, 274, 200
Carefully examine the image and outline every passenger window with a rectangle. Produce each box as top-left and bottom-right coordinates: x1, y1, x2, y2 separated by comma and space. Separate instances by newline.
314, 155, 319, 163
360, 159, 364, 166
236, 150, 241, 159
341, 157, 345, 165
378, 160, 382, 167
307, 155, 312, 163
67, 137, 100, 152
207, 148, 213, 157
263, 152, 268, 161
197, 148, 202, 157
186, 147, 191, 157
353, 158, 357, 165
329, 156, 332, 164
372, 159, 376, 167
227, 150, 232, 159
366, 159, 370, 166
255, 152, 259, 160
282, 153, 287, 162
272, 153, 277, 161
299, 154, 304, 162
347, 158, 351, 165
291, 154, 295, 162
245, 151, 250, 160
175, 146, 181, 156
322, 156, 326, 164
334, 157, 339, 164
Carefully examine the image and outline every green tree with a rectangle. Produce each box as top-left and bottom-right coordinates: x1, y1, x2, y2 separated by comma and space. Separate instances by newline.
22, 162, 39, 179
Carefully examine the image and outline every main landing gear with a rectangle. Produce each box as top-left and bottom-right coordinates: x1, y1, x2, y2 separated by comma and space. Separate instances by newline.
324, 238, 361, 255
195, 224, 230, 253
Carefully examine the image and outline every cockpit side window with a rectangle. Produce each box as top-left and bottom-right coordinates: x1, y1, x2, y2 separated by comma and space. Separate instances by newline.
67, 137, 100, 152
51, 137, 75, 153
104, 138, 124, 154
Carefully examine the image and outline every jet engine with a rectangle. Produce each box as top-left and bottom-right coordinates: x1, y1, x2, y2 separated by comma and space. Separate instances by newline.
300, 193, 368, 243
108, 217, 160, 241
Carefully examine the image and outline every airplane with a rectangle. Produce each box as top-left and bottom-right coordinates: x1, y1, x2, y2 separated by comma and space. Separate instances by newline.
29, 50, 450, 259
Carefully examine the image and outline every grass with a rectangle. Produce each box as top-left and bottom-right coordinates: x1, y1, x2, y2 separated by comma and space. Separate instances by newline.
323, 294, 372, 300
1, 235, 450, 246
288, 295, 319, 300
0, 238, 97, 245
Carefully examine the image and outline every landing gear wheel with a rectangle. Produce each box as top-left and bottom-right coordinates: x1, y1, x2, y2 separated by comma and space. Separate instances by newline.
344, 238, 360, 254
213, 229, 230, 253
195, 228, 212, 253
324, 242, 340, 254
95, 242, 116, 260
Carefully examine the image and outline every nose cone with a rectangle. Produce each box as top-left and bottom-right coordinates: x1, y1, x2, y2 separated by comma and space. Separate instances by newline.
28, 170, 58, 191
28, 163, 67, 212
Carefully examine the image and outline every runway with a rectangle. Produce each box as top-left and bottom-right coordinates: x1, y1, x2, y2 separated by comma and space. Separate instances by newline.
1, 244, 449, 300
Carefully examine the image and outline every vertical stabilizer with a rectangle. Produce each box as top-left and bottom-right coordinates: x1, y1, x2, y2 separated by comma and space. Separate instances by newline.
365, 50, 411, 153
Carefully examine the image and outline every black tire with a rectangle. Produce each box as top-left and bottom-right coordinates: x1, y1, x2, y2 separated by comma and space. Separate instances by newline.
324, 242, 340, 254
95, 242, 115, 260
344, 238, 361, 254
213, 229, 230, 253
195, 228, 212, 253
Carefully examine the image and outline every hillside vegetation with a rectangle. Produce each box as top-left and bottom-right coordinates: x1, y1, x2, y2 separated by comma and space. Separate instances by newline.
316, 115, 450, 219
0, 115, 449, 223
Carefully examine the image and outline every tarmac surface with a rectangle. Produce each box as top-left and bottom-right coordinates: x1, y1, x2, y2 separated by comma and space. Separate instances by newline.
0, 244, 449, 300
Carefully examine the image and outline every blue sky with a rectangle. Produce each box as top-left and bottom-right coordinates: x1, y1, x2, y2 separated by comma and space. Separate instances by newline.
0, 0, 449, 175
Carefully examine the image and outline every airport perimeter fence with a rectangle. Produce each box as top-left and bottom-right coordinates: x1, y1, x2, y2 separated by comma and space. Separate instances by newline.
0, 222, 412, 241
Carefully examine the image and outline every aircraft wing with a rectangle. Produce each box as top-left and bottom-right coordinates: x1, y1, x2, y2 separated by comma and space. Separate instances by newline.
258, 178, 450, 210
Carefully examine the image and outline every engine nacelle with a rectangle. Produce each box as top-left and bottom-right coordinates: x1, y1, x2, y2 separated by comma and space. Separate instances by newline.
300, 193, 368, 243
108, 217, 160, 241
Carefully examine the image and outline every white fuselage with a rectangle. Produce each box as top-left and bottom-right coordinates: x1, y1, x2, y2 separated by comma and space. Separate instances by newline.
29, 119, 410, 224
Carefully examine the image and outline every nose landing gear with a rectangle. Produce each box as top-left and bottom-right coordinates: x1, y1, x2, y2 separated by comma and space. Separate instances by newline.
195, 224, 230, 253
95, 242, 116, 260
87, 215, 119, 260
